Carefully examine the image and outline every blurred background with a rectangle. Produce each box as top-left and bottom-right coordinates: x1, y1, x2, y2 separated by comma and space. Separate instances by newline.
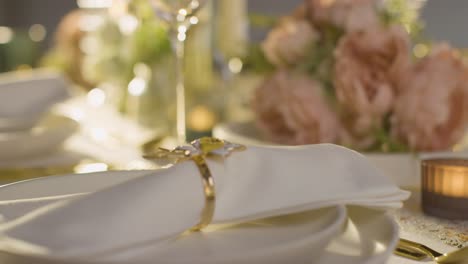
0, 0, 468, 63
0, 0, 77, 72
2, 0, 468, 73
1, 0, 468, 141
1, 0, 468, 172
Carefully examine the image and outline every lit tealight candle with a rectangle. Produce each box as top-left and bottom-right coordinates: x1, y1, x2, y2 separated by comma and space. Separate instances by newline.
421, 159, 468, 220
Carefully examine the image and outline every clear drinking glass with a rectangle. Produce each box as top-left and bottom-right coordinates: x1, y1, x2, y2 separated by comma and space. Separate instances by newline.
150, 0, 207, 144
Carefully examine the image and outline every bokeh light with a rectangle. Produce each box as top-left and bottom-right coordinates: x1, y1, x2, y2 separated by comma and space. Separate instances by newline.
28, 24, 47, 42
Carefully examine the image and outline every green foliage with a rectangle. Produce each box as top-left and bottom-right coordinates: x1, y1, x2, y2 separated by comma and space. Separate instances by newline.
128, 0, 158, 21
373, 128, 410, 153
381, 0, 425, 41
129, 20, 171, 65
242, 44, 275, 74
240, 13, 279, 73
127, 0, 172, 65
370, 114, 409, 152
0, 30, 40, 72
248, 13, 278, 29
301, 25, 344, 101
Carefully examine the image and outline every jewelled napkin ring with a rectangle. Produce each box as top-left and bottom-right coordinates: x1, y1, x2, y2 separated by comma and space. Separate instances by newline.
144, 137, 246, 231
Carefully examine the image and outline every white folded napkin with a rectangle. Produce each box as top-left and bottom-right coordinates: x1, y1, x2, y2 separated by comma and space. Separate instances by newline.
0, 144, 409, 260
0, 70, 70, 131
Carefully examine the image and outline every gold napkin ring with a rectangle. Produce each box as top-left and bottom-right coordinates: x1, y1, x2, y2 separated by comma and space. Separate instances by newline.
144, 137, 246, 231
191, 155, 216, 231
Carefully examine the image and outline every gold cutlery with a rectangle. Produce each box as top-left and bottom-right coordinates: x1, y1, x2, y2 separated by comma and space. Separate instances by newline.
396, 238, 468, 263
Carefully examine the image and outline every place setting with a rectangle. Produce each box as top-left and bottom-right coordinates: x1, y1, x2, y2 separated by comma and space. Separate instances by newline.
0, 70, 86, 180
0, 0, 467, 263
0, 69, 158, 182
0, 137, 407, 264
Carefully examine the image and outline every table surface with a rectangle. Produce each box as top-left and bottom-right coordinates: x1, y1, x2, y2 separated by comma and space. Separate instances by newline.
388, 189, 467, 263
0, 98, 467, 263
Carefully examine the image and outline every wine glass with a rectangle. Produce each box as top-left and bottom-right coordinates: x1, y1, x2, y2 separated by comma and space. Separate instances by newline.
150, 0, 207, 144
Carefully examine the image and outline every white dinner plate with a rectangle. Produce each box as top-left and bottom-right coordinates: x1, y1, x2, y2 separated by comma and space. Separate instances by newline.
0, 171, 345, 264
99, 206, 397, 264
0, 171, 398, 264
0, 114, 78, 161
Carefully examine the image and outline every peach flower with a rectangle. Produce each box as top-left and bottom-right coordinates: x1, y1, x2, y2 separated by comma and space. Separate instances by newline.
391, 45, 468, 151
262, 17, 319, 67
306, 0, 380, 32
253, 70, 341, 145
333, 25, 410, 135
53, 10, 95, 89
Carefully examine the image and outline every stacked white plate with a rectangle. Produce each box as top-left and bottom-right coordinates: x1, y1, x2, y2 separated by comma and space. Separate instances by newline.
0, 170, 399, 264
0, 70, 77, 163
0, 70, 70, 133
0, 114, 78, 161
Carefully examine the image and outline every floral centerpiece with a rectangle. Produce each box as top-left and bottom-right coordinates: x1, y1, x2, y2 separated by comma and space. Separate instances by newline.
251, 0, 468, 153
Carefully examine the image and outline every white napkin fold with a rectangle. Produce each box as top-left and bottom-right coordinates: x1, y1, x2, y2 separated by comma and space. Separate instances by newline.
0, 144, 409, 259
0, 70, 70, 131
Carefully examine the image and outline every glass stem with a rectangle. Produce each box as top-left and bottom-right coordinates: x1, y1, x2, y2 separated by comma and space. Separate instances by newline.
170, 24, 187, 144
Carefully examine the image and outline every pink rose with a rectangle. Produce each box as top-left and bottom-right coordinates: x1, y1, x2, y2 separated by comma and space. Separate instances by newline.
262, 17, 319, 67
306, 0, 380, 32
391, 45, 468, 151
253, 70, 341, 145
334, 26, 410, 136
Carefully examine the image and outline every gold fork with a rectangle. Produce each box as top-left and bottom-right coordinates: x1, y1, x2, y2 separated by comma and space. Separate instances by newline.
396, 238, 468, 263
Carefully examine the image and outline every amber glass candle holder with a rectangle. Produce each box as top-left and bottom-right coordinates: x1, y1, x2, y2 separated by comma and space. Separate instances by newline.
421, 159, 468, 220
